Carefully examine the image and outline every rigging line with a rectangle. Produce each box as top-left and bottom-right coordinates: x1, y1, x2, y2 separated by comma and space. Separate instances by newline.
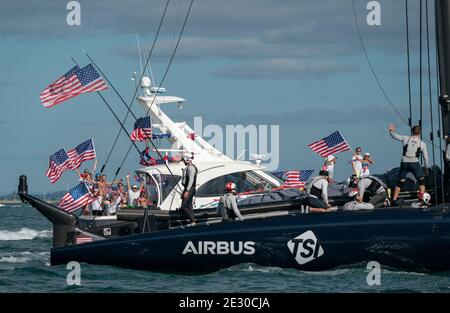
351, 0, 409, 126
352, 0, 439, 150
68, 56, 141, 156
137, 33, 144, 75
84, 52, 138, 121
99, 0, 170, 173
426, 0, 438, 207
406, 0, 413, 127
420, 0, 424, 128
434, 1, 445, 204
112, 0, 194, 193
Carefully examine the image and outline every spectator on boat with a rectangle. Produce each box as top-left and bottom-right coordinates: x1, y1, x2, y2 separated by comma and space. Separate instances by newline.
349, 175, 387, 208
120, 193, 128, 209
218, 182, 244, 222
180, 153, 198, 225
138, 191, 148, 208
116, 181, 125, 196
360, 153, 374, 177
389, 124, 429, 206
80, 169, 95, 215
91, 184, 104, 216
126, 174, 143, 207
306, 170, 337, 213
109, 193, 122, 215
323, 155, 337, 180
351, 147, 363, 177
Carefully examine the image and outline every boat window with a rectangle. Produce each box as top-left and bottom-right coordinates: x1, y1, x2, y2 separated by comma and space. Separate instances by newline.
196, 171, 277, 197
196, 175, 225, 197
225, 171, 276, 193
145, 174, 181, 204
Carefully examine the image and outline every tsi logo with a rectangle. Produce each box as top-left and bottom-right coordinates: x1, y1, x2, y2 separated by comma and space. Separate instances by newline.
287, 230, 324, 265
182, 241, 255, 255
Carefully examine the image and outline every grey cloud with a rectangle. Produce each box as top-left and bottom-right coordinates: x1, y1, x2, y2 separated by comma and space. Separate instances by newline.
170, 104, 402, 127
212, 58, 359, 79
215, 105, 396, 126
0, 0, 426, 52
116, 36, 353, 60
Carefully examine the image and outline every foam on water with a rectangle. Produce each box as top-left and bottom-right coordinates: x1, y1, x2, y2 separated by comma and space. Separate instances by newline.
0, 251, 49, 264
0, 228, 52, 241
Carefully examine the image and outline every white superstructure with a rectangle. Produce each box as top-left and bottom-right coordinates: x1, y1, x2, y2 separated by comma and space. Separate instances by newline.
134, 77, 282, 211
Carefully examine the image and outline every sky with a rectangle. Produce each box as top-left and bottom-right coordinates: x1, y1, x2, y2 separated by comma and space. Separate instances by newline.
0, 0, 445, 194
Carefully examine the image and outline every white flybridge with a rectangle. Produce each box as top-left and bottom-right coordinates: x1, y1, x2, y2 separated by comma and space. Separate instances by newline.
134, 76, 283, 211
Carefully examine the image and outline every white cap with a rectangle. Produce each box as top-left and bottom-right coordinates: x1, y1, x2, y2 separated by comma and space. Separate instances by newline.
132, 185, 139, 189
364, 152, 370, 156
182, 152, 193, 161
326, 155, 335, 162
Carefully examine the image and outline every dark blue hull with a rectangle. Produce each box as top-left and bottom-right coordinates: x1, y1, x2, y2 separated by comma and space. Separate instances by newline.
51, 207, 450, 272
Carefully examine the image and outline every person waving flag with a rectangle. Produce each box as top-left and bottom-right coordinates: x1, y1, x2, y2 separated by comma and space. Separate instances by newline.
40, 63, 107, 108
130, 116, 152, 142
45, 148, 72, 184
67, 138, 96, 169
308, 131, 351, 157
59, 182, 96, 213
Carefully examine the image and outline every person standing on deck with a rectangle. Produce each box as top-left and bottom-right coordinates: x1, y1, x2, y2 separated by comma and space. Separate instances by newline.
218, 182, 244, 222
360, 153, 374, 177
351, 147, 363, 177
180, 153, 198, 225
389, 124, 429, 206
323, 155, 337, 180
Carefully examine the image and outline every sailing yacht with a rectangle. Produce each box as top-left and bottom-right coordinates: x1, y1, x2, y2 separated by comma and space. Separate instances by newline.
16, 0, 450, 273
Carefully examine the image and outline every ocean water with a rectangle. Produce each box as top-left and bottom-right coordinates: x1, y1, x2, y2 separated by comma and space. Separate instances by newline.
1, 205, 450, 293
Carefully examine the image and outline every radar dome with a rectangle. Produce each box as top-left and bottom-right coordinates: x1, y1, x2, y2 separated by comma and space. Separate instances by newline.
141, 76, 151, 88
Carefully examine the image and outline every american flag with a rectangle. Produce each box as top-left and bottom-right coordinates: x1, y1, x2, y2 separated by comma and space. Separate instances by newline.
308, 131, 350, 157
75, 235, 93, 244
67, 138, 96, 169
283, 170, 314, 188
40, 64, 107, 108
45, 148, 72, 184
59, 182, 96, 213
272, 171, 286, 179
130, 116, 152, 142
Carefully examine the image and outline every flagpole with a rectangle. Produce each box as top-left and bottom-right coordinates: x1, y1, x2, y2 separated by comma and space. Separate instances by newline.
67, 56, 141, 158
338, 131, 355, 156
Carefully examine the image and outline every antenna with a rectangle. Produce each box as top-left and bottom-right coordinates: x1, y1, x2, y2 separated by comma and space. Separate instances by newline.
148, 58, 156, 87
236, 149, 247, 160
136, 34, 143, 74
143, 50, 150, 77
250, 153, 268, 167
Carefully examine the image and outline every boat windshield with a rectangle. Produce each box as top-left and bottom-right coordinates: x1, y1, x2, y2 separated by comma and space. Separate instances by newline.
196, 170, 278, 197
144, 174, 181, 205
263, 171, 285, 185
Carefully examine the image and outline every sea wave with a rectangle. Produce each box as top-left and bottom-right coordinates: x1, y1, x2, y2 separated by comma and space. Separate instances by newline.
0, 251, 49, 264
0, 228, 52, 241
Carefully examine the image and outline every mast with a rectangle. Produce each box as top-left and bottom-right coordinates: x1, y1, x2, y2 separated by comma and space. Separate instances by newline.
435, 0, 450, 193
435, 0, 450, 137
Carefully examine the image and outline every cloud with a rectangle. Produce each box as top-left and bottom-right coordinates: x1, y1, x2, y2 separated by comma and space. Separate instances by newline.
212, 58, 359, 79
171, 104, 401, 127
223, 105, 398, 126
1, 0, 426, 54
116, 36, 353, 60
